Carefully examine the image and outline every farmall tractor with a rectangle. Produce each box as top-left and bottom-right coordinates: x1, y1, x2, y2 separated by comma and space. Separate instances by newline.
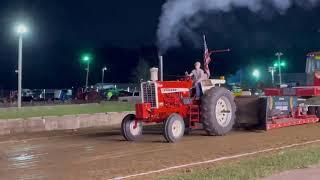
121, 56, 236, 142
122, 51, 320, 143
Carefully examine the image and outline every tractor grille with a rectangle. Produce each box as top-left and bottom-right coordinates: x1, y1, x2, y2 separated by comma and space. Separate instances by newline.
141, 82, 158, 108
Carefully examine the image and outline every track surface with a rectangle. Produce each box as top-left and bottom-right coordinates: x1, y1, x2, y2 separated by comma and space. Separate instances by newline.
1, 124, 320, 180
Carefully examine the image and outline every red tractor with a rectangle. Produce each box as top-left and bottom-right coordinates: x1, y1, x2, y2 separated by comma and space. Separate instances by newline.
121, 51, 320, 143
121, 73, 236, 142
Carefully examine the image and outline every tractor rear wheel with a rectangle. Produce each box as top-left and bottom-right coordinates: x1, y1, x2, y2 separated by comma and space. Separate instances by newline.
121, 114, 143, 141
201, 87, 236, 136
307, 106, 320, 118
316, 107, 320, 118
163, 113, 185, 143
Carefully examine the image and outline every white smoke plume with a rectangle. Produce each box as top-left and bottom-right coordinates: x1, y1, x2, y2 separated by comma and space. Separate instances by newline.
157, 0, 320, 53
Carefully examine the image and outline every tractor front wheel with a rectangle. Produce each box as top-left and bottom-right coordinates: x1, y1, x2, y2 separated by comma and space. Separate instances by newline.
163, 113, 185, 143
121, 114, 143, 141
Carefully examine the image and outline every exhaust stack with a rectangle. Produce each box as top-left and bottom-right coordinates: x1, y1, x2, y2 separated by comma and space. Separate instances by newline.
159, 55, 163, 81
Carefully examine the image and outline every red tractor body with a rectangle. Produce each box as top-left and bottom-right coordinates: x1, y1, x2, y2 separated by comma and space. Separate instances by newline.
121, 77, 236, 143
135, 80, 194, 123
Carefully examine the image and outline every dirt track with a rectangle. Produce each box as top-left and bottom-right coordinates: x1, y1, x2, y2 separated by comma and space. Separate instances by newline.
1, 124, 320, 180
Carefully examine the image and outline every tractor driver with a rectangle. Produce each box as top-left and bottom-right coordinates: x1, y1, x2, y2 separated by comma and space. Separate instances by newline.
185, 61, 205, 99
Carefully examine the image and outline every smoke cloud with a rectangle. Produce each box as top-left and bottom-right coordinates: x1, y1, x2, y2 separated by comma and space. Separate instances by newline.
157, 0, 320, 53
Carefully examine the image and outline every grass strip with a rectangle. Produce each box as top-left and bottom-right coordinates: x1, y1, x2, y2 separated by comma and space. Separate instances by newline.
0, 102, 134, 119
163, 144, 320, 180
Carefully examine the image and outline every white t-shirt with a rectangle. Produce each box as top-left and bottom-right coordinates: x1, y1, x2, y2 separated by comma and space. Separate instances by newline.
191, 69, 205, 83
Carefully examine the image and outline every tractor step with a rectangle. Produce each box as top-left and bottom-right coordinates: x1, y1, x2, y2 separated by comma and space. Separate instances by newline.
188, 105, 200, 130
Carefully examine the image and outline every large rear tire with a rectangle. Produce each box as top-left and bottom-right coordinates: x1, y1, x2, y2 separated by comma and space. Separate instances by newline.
163, 113, 185, 143
201, 87, 236, 136
308, 106, 320, 118
121, 114, 143, 141
316, 107, 320, 118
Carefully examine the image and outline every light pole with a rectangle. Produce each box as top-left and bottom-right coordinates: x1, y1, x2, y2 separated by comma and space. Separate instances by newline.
101, 66, 107, 84
268, 66, 276, 87
81, 54, 91, 89
275, 52, 283, 85
16, 24, 28, 108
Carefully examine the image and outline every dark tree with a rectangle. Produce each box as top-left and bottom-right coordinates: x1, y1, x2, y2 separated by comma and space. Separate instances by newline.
131, 58, 150, 83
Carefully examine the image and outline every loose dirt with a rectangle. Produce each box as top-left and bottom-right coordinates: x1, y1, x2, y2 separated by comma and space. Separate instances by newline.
1, 124, 320, 179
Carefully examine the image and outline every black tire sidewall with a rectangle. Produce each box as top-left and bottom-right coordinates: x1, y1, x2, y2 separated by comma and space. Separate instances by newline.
316, 107, 320, 118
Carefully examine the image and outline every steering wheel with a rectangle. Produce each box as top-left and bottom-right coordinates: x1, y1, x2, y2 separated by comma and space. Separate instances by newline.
179, 75, 192, 81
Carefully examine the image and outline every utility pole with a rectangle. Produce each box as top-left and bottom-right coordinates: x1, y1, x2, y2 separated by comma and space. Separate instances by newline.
81, 54, 92, 89
17, 35, 23, 108
85, 61, 90, 89
275, 52, 284, 85
268, 66, 276, 87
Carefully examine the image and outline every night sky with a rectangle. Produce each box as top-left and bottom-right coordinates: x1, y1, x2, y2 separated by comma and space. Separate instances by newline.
0, 0, 319, 89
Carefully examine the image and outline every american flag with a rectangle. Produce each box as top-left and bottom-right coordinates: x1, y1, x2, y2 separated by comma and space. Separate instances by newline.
203, 35, 212, 77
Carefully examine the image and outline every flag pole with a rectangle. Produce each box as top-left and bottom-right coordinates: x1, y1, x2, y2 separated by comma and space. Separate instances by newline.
203, 35, 206, 53
203, 34, 210, 77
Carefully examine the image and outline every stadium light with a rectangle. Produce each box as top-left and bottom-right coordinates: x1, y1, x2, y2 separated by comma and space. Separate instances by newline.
16, 24, 28, 34
252, 69, 260, 79
81, 54, 91, 62
274, 61, 286, 67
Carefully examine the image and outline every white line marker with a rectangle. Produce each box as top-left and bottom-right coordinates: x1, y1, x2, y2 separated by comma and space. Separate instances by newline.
111, 139, 320, 180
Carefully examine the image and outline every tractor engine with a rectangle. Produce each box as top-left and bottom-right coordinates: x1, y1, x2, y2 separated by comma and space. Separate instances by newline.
135, 79, 193, 123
